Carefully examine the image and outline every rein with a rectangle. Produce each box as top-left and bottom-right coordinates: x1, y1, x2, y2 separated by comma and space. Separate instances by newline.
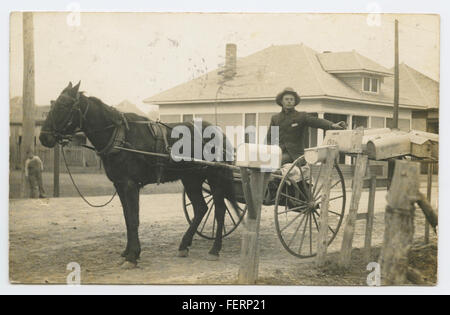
45, 93, 120, 207
61, 144, 117, 207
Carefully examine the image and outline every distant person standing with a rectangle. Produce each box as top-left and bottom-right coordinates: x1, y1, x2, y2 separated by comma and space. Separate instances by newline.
25, 149, 46, 198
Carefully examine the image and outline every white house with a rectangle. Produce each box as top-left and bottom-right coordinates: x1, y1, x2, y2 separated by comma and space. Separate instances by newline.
144, 43, 439, 151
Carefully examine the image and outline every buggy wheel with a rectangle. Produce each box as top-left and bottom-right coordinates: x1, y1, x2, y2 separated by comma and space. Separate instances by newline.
274, 155, 346, 258
183, 179, 247, 240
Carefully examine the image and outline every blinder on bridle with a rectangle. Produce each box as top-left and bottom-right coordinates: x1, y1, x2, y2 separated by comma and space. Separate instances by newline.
42, 92, 88, 144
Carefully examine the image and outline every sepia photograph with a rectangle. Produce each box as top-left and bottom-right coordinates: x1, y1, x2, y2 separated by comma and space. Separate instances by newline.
8, 10, 440, 287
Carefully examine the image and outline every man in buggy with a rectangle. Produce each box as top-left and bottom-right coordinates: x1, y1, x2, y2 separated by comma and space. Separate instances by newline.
264, 87, 346, 205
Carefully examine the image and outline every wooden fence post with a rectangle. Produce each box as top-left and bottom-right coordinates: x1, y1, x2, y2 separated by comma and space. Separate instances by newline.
339, 153, 368, 268
316, 147, 338, 267
379, 160, 420, 285
53, 144, 60, 197
238, 168, 270, 284
425, 162, 433, 243
363, 174, 377, 262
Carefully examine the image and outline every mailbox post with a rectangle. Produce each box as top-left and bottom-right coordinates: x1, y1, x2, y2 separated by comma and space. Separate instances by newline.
236, 144, 281, 284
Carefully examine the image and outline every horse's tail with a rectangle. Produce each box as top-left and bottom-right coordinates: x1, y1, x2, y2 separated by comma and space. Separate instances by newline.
220, 166, 241, 215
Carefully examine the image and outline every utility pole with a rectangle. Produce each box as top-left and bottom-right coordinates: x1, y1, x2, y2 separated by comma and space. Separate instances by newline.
388, 20, 400, 189
21, 12, 36, 198
393, 19, 399, 129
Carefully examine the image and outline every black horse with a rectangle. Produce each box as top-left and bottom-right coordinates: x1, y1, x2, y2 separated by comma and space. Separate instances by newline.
39, 82, 237, 268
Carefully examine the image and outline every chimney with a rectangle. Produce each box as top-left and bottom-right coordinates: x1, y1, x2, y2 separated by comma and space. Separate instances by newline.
224, 43, 237, 79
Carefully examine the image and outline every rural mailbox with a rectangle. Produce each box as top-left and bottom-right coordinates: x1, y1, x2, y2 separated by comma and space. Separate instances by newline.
323, 128, 438, 161
366, 130, 439, 160
366, 132, 411, 160
323, 129, 364, 153
409, 130, 439, 160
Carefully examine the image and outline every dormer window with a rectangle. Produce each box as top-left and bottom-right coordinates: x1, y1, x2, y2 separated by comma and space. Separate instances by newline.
363, 77, 379, 93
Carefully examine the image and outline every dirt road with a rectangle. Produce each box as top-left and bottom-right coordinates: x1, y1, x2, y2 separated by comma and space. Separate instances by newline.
9, 185, 438, 285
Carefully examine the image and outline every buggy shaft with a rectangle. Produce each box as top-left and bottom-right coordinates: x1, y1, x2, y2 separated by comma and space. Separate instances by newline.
113, 145, 283, 179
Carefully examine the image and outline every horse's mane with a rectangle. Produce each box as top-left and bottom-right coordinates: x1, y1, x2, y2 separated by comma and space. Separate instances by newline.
85, 94, 149, 123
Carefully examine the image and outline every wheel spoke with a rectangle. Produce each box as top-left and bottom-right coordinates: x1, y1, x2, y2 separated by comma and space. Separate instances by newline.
297, 213, 310, 255
312, 163, 323, 197
280, 212, 304, 233
291, 181, 309, 202
326, 195, 344, 202
312, 212, 320, 232
225, 207, 237, 226
329, 210, 343, 217
277, 204, 309, 215
309, 213, 313, 255
314, 180, 340, 200
285, 184, 288, 213
330, 179, 341, 190
328, 225, 336, 234
287, 212, 308, 247
313, 210, 336, 235
205, 196, 214, 205
200, 203, 214, 233
280, 193, 308, 205
212, 213, 216, 238
313, 183, 324, 201
315, 194, 344, 204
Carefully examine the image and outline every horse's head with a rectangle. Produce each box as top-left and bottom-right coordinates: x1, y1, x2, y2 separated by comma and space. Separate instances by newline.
39, 81, 83, 148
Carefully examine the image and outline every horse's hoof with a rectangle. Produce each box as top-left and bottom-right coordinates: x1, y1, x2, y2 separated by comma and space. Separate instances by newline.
120, 261, 138, 270
177, 249, 189, 258
206, 253, 220, 261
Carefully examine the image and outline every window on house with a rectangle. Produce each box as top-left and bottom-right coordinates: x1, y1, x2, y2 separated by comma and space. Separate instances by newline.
363, 77, 379, 93
182, 114, 194, 122
363, 77, 371, 92
371, 116, 385, 128
245, 113, 257, 143
371, 78, 378, 92
352, 116, 368, 129
386, 118, 411, 132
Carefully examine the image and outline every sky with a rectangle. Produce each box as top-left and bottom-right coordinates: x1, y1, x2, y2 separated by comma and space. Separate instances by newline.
10, 12, 439, 113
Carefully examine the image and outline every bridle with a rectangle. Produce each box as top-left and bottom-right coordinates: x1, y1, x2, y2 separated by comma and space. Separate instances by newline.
41, 91, 119, 208
41, 93, 89, 144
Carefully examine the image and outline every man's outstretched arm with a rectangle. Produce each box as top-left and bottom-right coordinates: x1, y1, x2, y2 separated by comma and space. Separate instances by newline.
305, 114, 346, 130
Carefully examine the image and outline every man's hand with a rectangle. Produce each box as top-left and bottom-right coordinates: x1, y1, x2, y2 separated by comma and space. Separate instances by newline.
331, 121, 347, 130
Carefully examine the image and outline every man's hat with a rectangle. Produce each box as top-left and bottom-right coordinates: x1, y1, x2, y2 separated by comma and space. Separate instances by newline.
276, 87, 301, 106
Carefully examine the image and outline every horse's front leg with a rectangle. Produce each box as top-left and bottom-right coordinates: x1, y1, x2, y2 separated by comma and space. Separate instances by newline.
115, 180, 141, 268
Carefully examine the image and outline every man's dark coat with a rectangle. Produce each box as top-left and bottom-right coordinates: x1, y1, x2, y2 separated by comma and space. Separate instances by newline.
266, 109, 334, 161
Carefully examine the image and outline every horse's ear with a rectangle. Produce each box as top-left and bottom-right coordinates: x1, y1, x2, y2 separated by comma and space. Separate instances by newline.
73, 81, 81, 94
68, 82, 73, 89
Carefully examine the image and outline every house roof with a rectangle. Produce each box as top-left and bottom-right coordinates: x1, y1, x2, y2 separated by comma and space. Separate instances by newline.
385, 63, 439, 109
144, 44, 436, 110
115, 100, 147, 117
317, 50, 393, 76
10, 97, 50, 124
